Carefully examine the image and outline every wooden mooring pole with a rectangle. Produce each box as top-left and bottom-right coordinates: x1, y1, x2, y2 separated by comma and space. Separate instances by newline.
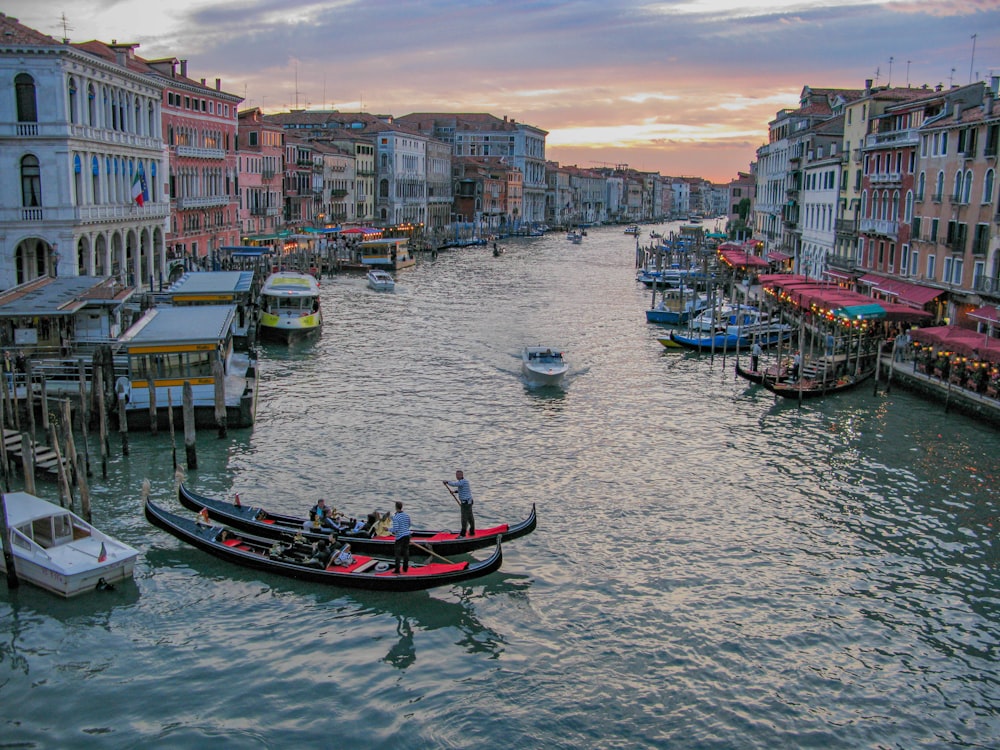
0, 492, 20, 590
183, 381, 196, 469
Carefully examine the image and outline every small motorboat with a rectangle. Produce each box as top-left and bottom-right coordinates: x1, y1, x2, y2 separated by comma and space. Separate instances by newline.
144, 497, 503, 592
367, 268, 395, 292
522, 346, 569, 385
177, 483, 537, 556
1, 491, 139, 597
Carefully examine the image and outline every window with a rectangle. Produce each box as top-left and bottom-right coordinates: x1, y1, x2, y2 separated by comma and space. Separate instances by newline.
916, 172, 925, 201
68, 77, 78, 124
934, 171, 944, 201
985, 169, 995, 204
962, 170, 973, 204
904, 190, 913, 222
926, 254, 936, 280
910, 250, 919, 277
20, 155, 41, 207
15, 73, 37, 122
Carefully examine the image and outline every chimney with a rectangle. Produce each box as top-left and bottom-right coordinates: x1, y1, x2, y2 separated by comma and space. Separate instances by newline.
180, 59, 188, 77
215, 78, 221, 91
865, 78, 872, 94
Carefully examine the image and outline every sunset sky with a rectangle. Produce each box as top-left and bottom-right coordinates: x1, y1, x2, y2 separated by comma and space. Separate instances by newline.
8, 1, 1000, 183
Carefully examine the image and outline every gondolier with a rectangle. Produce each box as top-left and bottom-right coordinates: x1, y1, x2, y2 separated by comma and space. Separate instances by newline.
391, 501, 411, 574
445, 469, 475, 537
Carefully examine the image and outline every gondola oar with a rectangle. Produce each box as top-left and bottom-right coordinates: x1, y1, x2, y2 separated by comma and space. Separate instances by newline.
442, 480, 460, 505
410, 541, 453, 565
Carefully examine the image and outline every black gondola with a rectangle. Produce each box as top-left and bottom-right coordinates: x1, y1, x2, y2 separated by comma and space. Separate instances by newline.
144, 497, 503, 592
178, 483, 536, 556
757, 368, 875, 399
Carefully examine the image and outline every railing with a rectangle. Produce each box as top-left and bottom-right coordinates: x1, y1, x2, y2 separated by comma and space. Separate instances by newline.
262, 169, 275, 180
870, 172, 902, 184
932, 192, 943, 202
21, 208, 43, 221
176, 195, 232, 210
973, 275, 1000, 296
76, 201, 170, 222
859, 218, 899, 237
176, 145, 226, 159
834, 219, 855, 234
865, 128, 919, 147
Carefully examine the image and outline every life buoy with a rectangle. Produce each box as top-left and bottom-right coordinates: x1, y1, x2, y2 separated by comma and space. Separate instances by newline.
115, 376, 131, 403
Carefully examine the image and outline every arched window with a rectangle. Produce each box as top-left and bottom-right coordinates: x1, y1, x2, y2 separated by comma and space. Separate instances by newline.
20, 155, 41, 207
985, 168, 995, 204
68, 77, 78, 124
91, 156, 100, 204
134, 96, 141, 135
73, 154, 82, 205
880, 190, 889, 221
379, 179, 389, 198
962, 170, 973, 204
860, 190, 867, 219
891, 191, 899, 221
904, 190, 913, 223
935, 171, 944, 201
87, 83, 97, 126
147, 101, 155, 137
952, 170, 963, 202
15, 73, 37, 122
917, 171, 925, 201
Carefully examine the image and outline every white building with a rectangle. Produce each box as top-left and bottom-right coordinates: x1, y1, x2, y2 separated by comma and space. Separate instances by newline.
0, 14, 169, 289
375, 126, 428, 227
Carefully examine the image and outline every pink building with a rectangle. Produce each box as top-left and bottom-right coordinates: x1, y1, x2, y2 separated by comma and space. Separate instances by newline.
238, 108, 285, 241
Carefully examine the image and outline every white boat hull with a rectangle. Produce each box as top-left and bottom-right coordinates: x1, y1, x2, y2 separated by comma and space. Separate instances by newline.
522, 347, 569, 385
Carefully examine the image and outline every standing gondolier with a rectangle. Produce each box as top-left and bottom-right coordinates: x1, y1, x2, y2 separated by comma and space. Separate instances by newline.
391, 501, 411, 574
444, 469, 475, 537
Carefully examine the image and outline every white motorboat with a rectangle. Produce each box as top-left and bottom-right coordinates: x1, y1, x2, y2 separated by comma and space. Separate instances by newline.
566, 231, 583, 244
1, 491, 139, 597
367, 269, 395, 291
258, 271, 323, 343
522, 346, 569, 385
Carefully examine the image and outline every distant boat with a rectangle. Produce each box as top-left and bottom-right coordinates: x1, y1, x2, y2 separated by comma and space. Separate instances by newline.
645, 287, 709, 325
522, 346, 569, 385
258, 271, 323, 343
1, 491, 139, 597
623, 225, 640, 235
566, 231, 583, 244
367, 268, 395, 292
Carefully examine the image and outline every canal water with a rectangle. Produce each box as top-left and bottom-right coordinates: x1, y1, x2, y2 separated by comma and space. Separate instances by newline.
2, 225, 999, 748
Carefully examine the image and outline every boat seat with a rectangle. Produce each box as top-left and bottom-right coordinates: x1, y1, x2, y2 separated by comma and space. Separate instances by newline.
350, 559, 378, 574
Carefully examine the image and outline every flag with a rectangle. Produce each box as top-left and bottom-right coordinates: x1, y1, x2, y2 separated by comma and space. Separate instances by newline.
98, 542, 107, 563
131, 169, 144, 207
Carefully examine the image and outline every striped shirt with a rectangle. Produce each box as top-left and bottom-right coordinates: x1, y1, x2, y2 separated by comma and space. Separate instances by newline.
391, 511, 411, 539
448, 478, 473, 503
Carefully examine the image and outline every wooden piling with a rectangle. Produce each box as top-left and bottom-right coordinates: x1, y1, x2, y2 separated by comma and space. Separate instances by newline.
168, 388, 177, 470
148, 377, 158, 435
96, 365, 109, 479
24, 359, 35, 444
0, 492, 20, 590
117, 382, 129, 457
49, 418, 72, 511
61, 399, 89, 523
20, 434, 34, 496
183, 381, 196, 469
213, 358, 227, 439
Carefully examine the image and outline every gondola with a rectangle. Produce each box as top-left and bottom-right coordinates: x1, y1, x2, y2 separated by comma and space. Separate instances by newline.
757, 368, 875, 399
144, 497, 503, 592
734, 361, 789, 385
178, 483, 536, 556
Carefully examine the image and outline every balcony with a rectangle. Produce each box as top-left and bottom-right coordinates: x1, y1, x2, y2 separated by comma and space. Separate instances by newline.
859, 218, 899, 237
835, 218, 856, 234
177, 195, 232, 210
330, 189, 348, 198
870, 172, 902, 185
262, 169, 275, 181
176, 145, 226, 160
865, 128, 919, 148
20, 207, 43, 221
974, 275, 1000, 298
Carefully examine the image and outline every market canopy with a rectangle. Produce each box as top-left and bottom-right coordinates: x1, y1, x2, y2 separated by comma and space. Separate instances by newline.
969, 305, 1000, 325
910, 325, 1000, 364
761, 274, 931, 323
718, 246, 769, 269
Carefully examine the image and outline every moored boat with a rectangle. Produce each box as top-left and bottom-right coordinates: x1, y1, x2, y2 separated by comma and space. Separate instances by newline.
645, 287, 709, 325
258, 271, 322, 343
1, 491, 139, 597
144, 497, 502, 592
177, 483, 536, 556
367, 268, 395, 292
757, 368, 875, 399
522, 346, 569, 385
666, 305, 793, 351
115, 305, 259, 430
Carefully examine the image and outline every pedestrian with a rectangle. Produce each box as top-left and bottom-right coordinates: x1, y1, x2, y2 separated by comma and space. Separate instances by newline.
444, 469, 475, 537
791, 350, 801, 381
391, 501, 411, 574
750, 340, 762, 372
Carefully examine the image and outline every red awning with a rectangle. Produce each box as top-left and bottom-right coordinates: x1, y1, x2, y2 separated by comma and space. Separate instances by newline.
858, 273, 883, 285
969, 305, 1000, 324
874, 279, 943, 307
824, 269, 853, 281
718, 248, 769, 268
767, 251, 792, 262
911, 325, 1000, 363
